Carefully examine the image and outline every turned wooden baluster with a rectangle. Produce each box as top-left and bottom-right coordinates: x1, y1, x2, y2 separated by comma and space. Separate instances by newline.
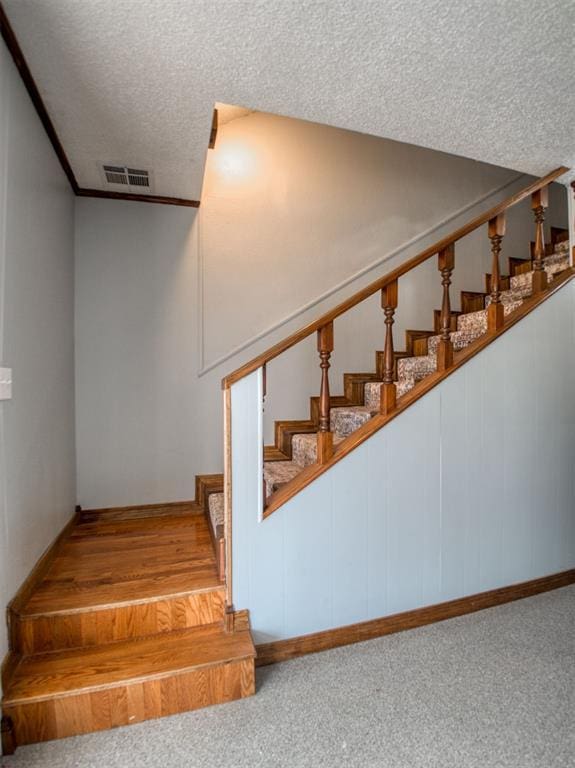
437, 244, 455, 370
487, 213, 506, 331
531, 186, 549, 293
262, 363, 267, 508
380, 280, 398, 415
571, 181, 575, 267
316, 322, 334, 464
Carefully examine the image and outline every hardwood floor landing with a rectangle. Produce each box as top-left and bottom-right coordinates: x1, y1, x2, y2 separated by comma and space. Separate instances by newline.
2, 506, 255, 749
19, 513, 221, 616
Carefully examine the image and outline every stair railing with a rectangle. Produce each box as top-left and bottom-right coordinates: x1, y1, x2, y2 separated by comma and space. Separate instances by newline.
221, 165, 571, 616
223, 167, 567, 461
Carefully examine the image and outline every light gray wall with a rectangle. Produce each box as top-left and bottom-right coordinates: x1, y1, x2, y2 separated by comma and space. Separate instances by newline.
0, 41, 76, 662
74, 111, 568, 509
232, 282, 575, 642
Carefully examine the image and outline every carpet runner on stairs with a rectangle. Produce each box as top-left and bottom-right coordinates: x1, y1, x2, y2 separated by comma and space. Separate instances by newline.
208, 241, 570, 509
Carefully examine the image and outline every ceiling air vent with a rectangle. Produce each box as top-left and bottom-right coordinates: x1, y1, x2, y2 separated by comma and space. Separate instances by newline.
102, 165, 152, 191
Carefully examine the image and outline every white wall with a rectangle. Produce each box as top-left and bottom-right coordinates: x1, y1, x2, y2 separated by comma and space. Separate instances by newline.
231, 281, 575, 642
0, 41, 76, 662
74, 110, 569, 508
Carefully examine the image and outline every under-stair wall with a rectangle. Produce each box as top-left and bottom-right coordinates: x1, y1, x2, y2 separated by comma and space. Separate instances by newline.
74, 110, 568, 509
231, 280, 575, 643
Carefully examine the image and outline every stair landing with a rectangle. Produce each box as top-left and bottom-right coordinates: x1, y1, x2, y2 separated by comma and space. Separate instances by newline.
2, 509, 255, 749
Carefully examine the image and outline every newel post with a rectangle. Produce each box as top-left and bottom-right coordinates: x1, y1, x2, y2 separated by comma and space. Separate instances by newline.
437, 244, 455, 370
380, 280, 398, 415
487, 213, 506, 331
531, 186, 549, 293
316, 322, 334, 464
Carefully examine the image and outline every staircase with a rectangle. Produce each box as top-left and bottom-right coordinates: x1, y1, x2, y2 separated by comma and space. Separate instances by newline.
207, 232, 571, 521
1, 168, 572, 752
1, 502, 255, 750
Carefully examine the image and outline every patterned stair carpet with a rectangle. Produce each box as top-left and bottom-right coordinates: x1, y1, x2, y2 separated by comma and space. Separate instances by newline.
207, 241, 570, 521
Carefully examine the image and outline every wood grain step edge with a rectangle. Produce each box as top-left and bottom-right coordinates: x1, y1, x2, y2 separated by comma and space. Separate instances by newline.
4, 646, 256, 707
3, 626, 256, 706
255, 568, 575, 666
13, 583, 226, 619
3, 656, 255, 749
195, 474, 224, 512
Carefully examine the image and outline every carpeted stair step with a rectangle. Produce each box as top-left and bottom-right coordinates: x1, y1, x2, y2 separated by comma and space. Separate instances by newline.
508, 253, 569, 293
263, 460, 304, 498
208, 492, 224, 531
457, 300, 523, 333
484, 254, 569, 309
364, 376, 416, 408
427, 327, 485, 354
330, 406, 377, 437
292, 432, 345, 467
262, 246, 571, 502
397, 353, 437, 380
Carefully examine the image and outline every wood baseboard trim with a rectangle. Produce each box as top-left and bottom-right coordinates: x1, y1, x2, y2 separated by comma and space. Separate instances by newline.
1, 715, 16, 756
255, 568, 575, 666
79, 499, 201, 523
7, 508, 81, 621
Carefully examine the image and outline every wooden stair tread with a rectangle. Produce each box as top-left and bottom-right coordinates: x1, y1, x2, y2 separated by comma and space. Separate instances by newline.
3, 624, 255, 705
19, 513, 222, 616
21, 573, 223, 616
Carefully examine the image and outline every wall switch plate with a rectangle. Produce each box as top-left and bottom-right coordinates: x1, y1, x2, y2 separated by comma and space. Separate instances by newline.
0, 368, 12, 400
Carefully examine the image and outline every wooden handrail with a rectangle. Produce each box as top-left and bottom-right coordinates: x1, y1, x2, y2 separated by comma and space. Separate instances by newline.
222, 166, 568, 389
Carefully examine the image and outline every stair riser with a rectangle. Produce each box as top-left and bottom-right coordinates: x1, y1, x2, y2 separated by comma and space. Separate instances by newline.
330, 410, 373, 437
4, 658, 255, 746
292, 436, 317, 467
12, 589, 226, 655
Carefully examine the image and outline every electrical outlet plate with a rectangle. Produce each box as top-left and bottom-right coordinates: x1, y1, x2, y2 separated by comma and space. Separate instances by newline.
0, 367, 12, 400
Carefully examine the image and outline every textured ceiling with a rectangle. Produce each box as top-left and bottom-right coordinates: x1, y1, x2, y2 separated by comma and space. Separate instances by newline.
3, 0, 574, 200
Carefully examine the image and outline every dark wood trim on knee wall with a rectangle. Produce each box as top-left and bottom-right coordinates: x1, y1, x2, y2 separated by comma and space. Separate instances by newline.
255, 569, 575, 666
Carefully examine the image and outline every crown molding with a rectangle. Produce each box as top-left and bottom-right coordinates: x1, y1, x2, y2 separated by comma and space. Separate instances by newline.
0, 3, 201, 208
